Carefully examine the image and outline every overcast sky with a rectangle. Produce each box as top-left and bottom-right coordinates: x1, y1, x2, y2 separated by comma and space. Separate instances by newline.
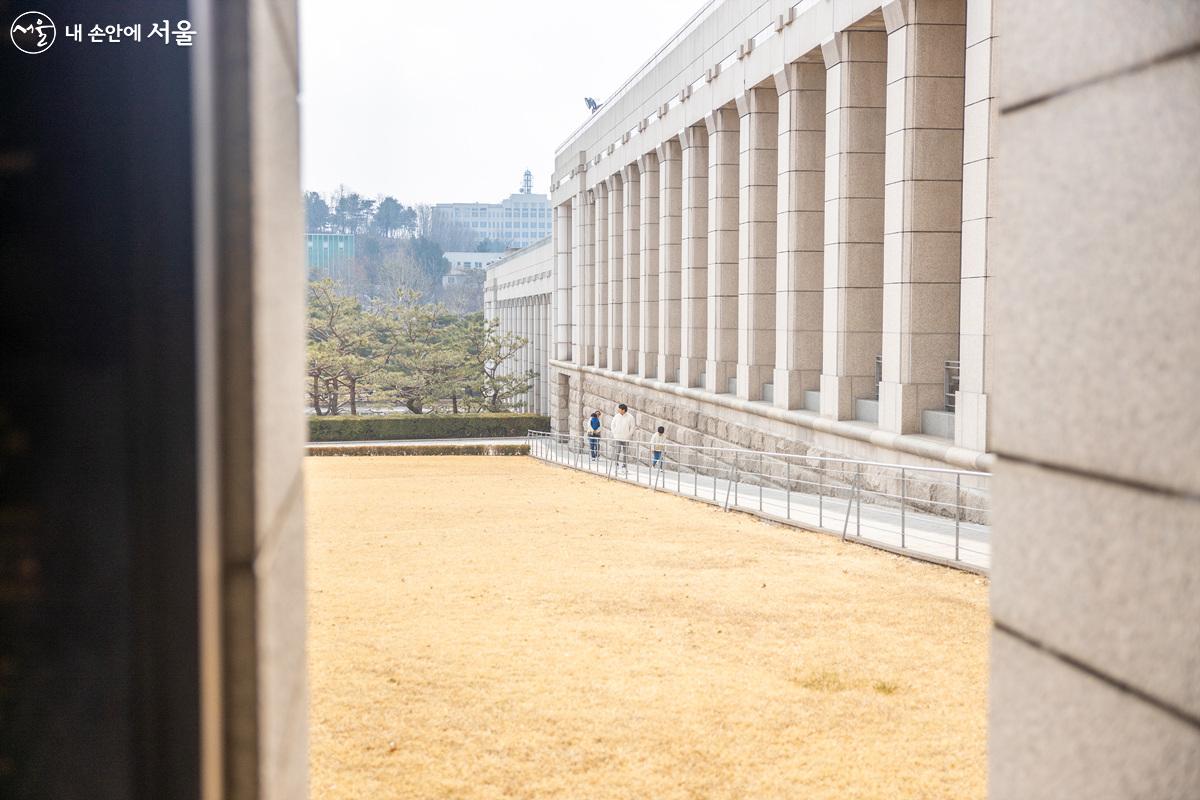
300, 0, 705, 205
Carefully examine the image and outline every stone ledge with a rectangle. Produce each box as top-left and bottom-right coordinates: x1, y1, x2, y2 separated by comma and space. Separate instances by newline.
551, 360, 992, 470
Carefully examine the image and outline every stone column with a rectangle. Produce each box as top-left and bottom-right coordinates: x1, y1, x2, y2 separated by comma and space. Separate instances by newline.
592, 181, 609, 368
523, 299, 532, 410
542, 295, 551, 413
504, 301, 512, 378
530, 299, 540, 412
530, 298, 539, 413
571, 189, 591, 366
955, 0, 994, 451
621, 163, 641, 374
819, 29, 887, 421
773, 60, 826, 410
879, 0, 966, 436
679, 123, 709, 389
498, 301, 507, 378
736, 86, 778, 402
657, 137, 683, 383
606, 175, 624, 372
638, 151, 660, 378
531, 297, 539, 410
513, 299, 522, 405
540, 297, 548, 413
704, 105, 739, 395
553, 201, 572, 360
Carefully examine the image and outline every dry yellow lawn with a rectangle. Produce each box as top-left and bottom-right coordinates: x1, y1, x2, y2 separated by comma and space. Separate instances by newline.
307, 456, 989, 800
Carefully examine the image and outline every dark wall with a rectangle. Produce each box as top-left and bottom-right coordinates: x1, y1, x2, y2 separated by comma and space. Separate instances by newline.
0, 2, 199, 797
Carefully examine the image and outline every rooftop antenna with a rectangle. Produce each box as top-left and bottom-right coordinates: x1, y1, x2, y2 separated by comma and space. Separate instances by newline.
521, 169, 532, 194
584, 97, 599, 113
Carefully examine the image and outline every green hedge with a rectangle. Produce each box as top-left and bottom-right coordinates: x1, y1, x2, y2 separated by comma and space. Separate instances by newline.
308, 413, 550, 443
307, 443, 530, 456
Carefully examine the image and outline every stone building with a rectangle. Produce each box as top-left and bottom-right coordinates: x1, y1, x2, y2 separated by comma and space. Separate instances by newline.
484, 238, 554, 413
543, 0, 994, 473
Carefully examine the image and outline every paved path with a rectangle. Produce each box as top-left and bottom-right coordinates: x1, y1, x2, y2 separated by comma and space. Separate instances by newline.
530, 438, 990, 573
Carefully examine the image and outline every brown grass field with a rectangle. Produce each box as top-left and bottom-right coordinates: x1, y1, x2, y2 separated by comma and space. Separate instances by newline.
307, 456, 989, 799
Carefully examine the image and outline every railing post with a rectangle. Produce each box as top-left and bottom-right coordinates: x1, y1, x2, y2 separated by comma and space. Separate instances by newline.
841, 469, 856, 541
758, 453, 763, 512
785, 458, 791, 520
856, 463, 862, 537
723, 452, 739, 511
818, 462, 824, 528
900, 468, 907, 549
733, 452, 739, 506
955, 473, 962, 562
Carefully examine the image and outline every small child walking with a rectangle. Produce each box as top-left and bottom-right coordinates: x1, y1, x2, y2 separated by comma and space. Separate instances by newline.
650, 425, 666, 468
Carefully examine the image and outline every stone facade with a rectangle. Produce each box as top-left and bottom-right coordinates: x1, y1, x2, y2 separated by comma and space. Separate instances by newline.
542, 0, 996, 474
987, 1, 1200, 796
484, 239, 553, 413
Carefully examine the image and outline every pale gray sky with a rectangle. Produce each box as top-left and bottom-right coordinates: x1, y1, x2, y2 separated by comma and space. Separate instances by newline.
300, 0, 705, 205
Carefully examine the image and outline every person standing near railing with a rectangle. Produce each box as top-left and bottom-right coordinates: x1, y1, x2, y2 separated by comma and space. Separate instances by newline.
585, 410, 603, 460
650, 425, 666, 468
610, 403, 636, 476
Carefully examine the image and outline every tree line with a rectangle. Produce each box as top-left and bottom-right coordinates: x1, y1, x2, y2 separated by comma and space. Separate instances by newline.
305, 186, 506, 313
307, 279, 532, 416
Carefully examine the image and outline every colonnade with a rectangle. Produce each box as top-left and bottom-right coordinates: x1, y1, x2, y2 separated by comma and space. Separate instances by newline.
491, 294, 551, 414
551, 0, 993, 452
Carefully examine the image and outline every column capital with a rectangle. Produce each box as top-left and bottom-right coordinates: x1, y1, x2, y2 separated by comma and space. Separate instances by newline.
882, 0, 909, 33
620, 162, 639, 184
821, 29, 886, 68
637, 150, 659, 175
703, 104, 738, 136
883, 0, 965, 32
734, 84, 777, 117
678, 122, 707, 150
820, 34, 842, 67
592, 179, 608, 200
773, 59, 825, 95
656, 136, 681, 162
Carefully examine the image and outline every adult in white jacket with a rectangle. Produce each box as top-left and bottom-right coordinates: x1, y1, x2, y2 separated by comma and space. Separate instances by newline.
610, 403, 636, 474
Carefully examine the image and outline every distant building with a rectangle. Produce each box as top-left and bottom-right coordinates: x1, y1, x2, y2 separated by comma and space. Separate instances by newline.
433, 170, 552, 249
306, 233, 355, 284
441, 250, 506, 287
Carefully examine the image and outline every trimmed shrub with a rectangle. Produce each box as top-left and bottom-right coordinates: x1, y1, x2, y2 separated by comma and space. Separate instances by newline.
308, 413, 550, 443
306, 443, 530, 457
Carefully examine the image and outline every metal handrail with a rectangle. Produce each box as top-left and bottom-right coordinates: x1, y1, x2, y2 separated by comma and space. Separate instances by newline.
527, 429, 988, 478
526, 429, 991, 573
